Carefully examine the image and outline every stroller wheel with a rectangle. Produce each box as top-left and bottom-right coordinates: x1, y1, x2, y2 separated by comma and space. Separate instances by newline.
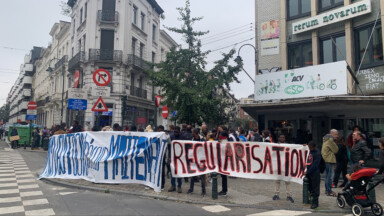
371, 203, 383, 216
337, 196, 346, 208
352, 203, 364, 216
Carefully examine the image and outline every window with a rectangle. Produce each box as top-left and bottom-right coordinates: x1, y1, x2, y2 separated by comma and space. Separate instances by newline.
355, 23, 383, 69
85, 3, 87, 18
139, 43, 145, 58
133, 5, 138, 25
320, 34, 345, 64
319, 0, 343, 11
132, 38, 137, 55
152, 52, 156, 63
140, 13, 145, 30
287, 0, 311, 20
80, 8, 83, 24
288, 41, 313, 69
152, 24, 157, 41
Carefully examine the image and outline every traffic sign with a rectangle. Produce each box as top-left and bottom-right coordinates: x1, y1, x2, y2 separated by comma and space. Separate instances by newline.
162, 105, 168, 118
91, 97, 108, 112
171, 110, 178, 118
26, 115, 37, 120
27, 101, 37, 110
68, 88, 87, 100
93, 69, 111, 86
68, 99, 87, 110
91, 86, 110, 97
155, 95, 161, 107
74, 70, 80, 88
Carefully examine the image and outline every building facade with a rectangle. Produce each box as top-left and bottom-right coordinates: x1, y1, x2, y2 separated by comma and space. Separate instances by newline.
66, 0, 177, 130
8, 47, 42, 124
242, 0, 384, 155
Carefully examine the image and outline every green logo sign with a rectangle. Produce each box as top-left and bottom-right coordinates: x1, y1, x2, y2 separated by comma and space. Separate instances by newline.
284, 85, 304, 95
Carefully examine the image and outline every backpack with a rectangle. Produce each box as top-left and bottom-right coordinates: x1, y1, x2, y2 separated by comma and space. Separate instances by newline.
319, 156, 326, 174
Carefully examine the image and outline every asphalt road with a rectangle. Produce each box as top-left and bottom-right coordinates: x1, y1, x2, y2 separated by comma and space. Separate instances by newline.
0, 141, 352, 216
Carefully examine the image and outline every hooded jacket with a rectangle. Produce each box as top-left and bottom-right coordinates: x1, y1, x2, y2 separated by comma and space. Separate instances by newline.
321, 134, 338, 164
350, 139, 371, 163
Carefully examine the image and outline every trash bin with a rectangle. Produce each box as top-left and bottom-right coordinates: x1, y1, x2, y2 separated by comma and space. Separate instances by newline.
43, 137, 49, 151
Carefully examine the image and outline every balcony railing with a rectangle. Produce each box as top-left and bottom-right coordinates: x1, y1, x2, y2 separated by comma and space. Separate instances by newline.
130, 86, 147, 99
127, 54, 150, 70
68, 51, 85, 70
54, 55, 68, 71
98, 10, 119, 24
89, 49, 122, 62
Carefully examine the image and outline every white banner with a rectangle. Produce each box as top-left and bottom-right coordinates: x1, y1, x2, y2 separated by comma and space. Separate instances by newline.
255, 61, 348, 101
171, 141, 309, 184
39, 132, 168, 192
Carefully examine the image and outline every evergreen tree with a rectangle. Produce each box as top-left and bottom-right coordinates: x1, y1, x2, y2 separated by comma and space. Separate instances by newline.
0, 104, 10, 123
148, 0, 243, 126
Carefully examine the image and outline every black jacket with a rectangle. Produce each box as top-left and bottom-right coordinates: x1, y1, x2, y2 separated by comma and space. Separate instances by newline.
306, 149, 321, 175
11, 128, 18, 136
335, 144, 348, 165
350, 139, 371, 162
379, 149, 384, 174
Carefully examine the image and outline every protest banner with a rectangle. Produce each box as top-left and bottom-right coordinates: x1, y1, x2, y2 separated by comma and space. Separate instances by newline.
171, 141, 309, 184
39, 132, 168, 192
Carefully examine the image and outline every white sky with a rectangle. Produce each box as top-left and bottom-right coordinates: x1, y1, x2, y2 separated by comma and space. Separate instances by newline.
0, 0, 255, 107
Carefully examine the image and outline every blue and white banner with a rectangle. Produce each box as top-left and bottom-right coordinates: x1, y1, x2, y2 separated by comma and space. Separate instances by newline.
39, 132, 168, 192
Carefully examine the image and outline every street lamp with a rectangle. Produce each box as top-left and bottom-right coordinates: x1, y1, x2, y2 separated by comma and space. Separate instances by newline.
235, 43, 257, 83
46, 58, 66, 126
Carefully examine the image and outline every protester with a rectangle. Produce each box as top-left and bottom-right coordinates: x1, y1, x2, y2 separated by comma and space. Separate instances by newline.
130, 125, 137, 131
10, 127, 19, 149
53, 125, 66, 135
218, 130, 229, 196
346, 125, 366, 149
188, 128, 206, 196
238, 128, 247, 141
305, 141, 321, 209
69, 121, 83, 133
113, 123, 121, 131
378, 138, 384, 174
350, 131, 371, 173
123, 125, 130, 132
0, 124, 4, 140
273, 134, 294, 203
249, 128, 262, 142
333, 136, 348, 188
321, 129, 339, 197
168, 126, 183, 193
32, 127, 41, 150
145, 125, 153, 132
228, 128, 239, 141
262, 130, 271, 142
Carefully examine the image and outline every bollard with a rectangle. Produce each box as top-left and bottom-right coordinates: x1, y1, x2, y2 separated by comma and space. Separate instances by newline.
368, 182, 376, 203
302, 177, 310, 204
211, 173, 218, 200
24, 141, 26, 149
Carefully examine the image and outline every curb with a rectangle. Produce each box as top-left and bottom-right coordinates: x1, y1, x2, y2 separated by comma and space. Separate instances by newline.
36, 172, 351, 214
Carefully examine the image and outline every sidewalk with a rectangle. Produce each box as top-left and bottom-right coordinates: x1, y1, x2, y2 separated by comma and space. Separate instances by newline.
3, 139, 382, 213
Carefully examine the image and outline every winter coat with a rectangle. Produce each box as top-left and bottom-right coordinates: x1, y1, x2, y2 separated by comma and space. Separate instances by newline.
350, 139, 371, 163
335, 143, 348, 165
378, 149, 384, 174
321, 134, 338, 164
11, 128, 18, 136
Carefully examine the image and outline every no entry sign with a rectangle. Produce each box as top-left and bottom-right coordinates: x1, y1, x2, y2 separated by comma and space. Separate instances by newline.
74, 70, 80, 88
27, 101, 37, 110
93, 69, 111, 86
162, 106, 168, 118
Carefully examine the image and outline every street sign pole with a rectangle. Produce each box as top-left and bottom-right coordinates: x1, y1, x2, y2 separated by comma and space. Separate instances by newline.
29, 120, 32, 148
96, 112, 101, 131
154, 106, 157, 128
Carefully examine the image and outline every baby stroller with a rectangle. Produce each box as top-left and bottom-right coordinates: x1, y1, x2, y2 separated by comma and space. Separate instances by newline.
337, 168, 384, 216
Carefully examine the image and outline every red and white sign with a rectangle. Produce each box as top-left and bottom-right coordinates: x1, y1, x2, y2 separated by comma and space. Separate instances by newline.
91, 97, 108, 112
27, 101, 37, 110
171, 141, 309, 184
93, 69, 111, 87
155, 95, 161, 107
162, 105, 168, 118
74, 70, 80, 88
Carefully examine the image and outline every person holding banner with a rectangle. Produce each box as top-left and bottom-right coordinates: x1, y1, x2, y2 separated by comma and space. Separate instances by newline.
187, 128, 207, 196
305, 141, 321, 209
168, 126, 183, 193
218, 130, 229, 196
273, 134, 294, 203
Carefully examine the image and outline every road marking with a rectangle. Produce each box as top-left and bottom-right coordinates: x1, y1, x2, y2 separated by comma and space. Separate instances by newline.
20, 191, 43, 197
59, 192, 77, 196
0, 197, 21, 204
23, 198, 49, 206
19, 184, 39, 189
247, 210, 312, 216
0, 177, 16, 182
0, 183, 17, 188
17, 179, 36, 183
0, 189, 19, 195
0, 169, 13, 173
0, 206, 24, 215
25, 208, 55, 216
0, 173, 15, 177
202, 205, 231, 213
16, 174, 34, 178
50, 187, 65, 191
